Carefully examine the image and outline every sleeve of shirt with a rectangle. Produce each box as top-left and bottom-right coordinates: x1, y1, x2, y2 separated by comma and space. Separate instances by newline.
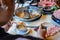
0, 28, 9, 39
0, 28, 44, 40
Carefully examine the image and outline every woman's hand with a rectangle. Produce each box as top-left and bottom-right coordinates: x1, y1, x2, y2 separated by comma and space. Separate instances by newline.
38, 23, 47, 39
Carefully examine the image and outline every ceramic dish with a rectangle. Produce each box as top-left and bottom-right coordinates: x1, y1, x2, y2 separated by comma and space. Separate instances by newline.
15, 28, 30, 35
52, 15, 60, 24
15, 6, 42, 21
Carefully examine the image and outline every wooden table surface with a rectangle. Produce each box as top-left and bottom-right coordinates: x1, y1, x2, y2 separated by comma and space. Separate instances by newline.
7, 14, 60, 40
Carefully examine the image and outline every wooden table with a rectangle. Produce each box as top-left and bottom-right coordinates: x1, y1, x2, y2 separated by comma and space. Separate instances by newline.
7, 14, 60, 40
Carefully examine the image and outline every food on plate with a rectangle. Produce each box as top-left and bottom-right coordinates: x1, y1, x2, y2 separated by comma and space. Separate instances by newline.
45, 26, 59, 37
31, 14, 39, 18
53, 9, 60, 19
38, 22, 60, 40
38, 1, 46, 7
16, 22, 27, 31
16, 11, 24, 18
46, 26, 60, 40
16, 11, 39, 19
38, 0, 56, 7
42, 23, 60, 38
42, 23, 60, 40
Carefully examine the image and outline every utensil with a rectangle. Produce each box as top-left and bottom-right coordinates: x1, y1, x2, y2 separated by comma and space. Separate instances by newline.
13, 22, 39, 28
17, 25, 39, 28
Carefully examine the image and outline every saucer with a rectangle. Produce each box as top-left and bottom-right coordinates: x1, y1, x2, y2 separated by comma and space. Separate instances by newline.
15, 28, 30, 35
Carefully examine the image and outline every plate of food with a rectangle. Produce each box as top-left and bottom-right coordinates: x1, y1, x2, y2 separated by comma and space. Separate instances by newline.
39, 22, 60, 40
15, 6, 42, 21
15, 22, 30, 35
